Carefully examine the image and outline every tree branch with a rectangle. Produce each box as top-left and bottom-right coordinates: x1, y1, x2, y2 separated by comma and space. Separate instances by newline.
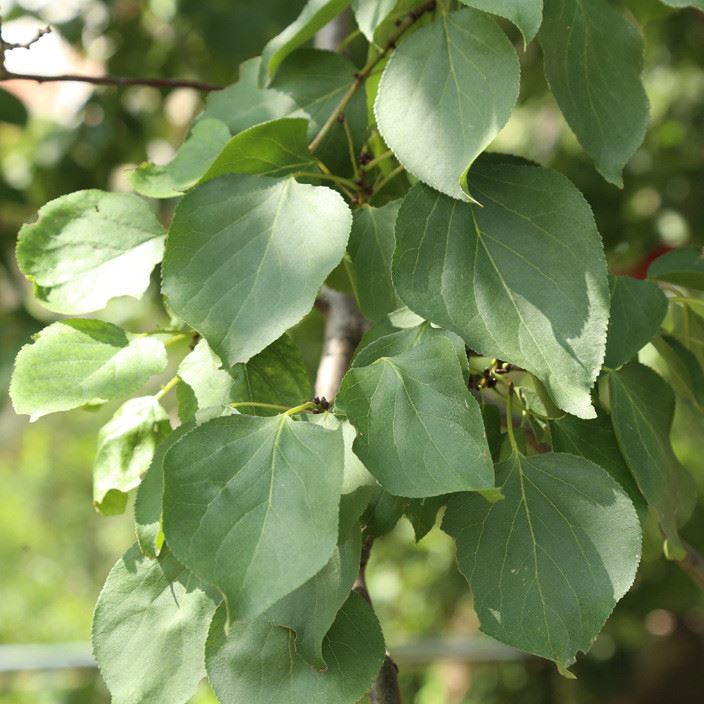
313, 290, 401, 701
0, 19, 221, 91
307, 0, 437, 152
314, 286, 367, 401
677, 541, 704, 592
0, 70, 222, 91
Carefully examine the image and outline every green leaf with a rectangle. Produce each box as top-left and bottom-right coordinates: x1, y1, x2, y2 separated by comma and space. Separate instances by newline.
270, 49, 368, 165
351, 0, 398, 41
443, 452, 641, 668
259, 0, 351, 83
93, 397, 171, 515
206, 592, 384, 704
375, 7, 519, 201
659, 0, 704, 10
647, 246, 704, 289
671, 304, 704, 366
163, 414, 344, 620
130, 118, 232, 198
93, 545, 219, 704
405, 496, 446, 542
347, 201, 402, 322
352, 323, 469, 382
539, 0, 649, 186
265, 530, 362, 669
551, 413, 647, 520
609, 363, 696, 556
230, 333, 312, 415
363, 488, 406, 537
178, 339, 234, 423
16, 190, 166, 314
459, 0, 543, 44
307, 413, 377, 494
336, 336, 494, 497
162, 174, 351, 367
10, 320, 167, 421
653, 334, 704, 412
135, 424, 195, 558
202, 118, 315, 181
202, 58, 298, 135
393, 162, 610, 419
604, 275, 668, 370
0, 87, 28, 126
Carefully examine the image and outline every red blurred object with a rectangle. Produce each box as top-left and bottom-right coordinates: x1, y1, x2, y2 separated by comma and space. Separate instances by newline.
620, 246, 674, 280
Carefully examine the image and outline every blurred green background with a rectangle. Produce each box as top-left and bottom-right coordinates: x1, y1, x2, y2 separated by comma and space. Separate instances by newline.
1, 1, 703, 702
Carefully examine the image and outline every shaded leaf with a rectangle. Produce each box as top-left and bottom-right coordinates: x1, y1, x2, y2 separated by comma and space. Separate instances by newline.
271, 49, 368, 170
162, 174, 351, 367
405, 496, 446, 542
648, 246, 704, 289
604, 275, 668, 369
135, 424, 195, 558
443, 452, 641, 668
352, 322, 469, 382
206, 592, 384, 704
265, 530, 362, 669
230, 333, 312, 415
552, 413, 646, 520
348, 201, 402, 322
10, 320, 167, 421
0, 87, 28, 126
336, 336, 494, 497
393, 162, 609, 418
16, 190, 165, 314
130, 119, 232, 198
93, 545, 219, 704
163, 414, 343, 620
540, 0, 649, 185
93, 397, 171, 515
609, 363, 696, 557
653, 334, 704, 412
362, 488, 406, 537
375, 7, 519, 200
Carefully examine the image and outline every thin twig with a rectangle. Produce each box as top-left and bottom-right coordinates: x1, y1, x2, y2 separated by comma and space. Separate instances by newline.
677, 540, 704, 592
0, 70, 222, 91
307, 0, 437, 152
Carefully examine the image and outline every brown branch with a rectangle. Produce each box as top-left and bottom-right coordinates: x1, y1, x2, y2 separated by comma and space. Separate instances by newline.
0, 70, 222, 91
677, 541, 704, 592
314, 286, 367, 401
307, 0, 437, 152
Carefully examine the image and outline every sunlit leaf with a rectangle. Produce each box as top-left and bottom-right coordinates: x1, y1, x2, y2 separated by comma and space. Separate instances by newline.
16, 190, 165, 314
93, 397, 171, 515
393, 161, 609, 418
375, 7, 519, 200
10, 320, 167, 421
93, 545, 219, 704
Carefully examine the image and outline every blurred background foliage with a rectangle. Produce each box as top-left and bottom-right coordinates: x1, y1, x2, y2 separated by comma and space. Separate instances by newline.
0, 0, 703, 702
